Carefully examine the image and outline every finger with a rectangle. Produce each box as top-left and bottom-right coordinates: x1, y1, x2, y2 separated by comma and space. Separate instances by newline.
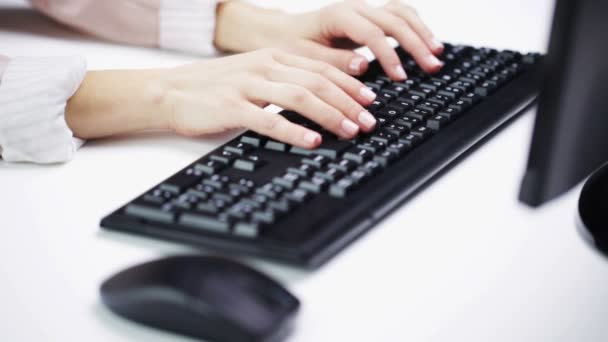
273, 49, 376, 105
241, 104, 322, 149
386, 1, 444, 55
333, 9, 407, 81
358, 6, 443, 74
266, 62, 376, 132
296, 40, 370, 76
245, 79, 359, 139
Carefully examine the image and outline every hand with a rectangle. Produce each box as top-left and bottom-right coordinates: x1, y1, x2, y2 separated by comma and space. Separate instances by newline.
161, 49, 378, 148
215, 0, 444, 81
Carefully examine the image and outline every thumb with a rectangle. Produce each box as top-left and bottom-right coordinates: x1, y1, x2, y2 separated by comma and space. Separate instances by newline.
297, 41, 369, 76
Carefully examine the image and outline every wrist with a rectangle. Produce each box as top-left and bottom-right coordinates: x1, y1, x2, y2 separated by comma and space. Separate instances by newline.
214, 1, 289, 52
143, 69, 174, 132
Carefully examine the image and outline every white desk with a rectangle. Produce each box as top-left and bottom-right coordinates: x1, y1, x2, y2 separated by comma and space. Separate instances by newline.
3, 1, 608, 341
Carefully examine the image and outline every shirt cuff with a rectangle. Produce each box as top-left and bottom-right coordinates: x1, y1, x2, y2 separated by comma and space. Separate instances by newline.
0, 56, 86, 164
159, 0, 221, 56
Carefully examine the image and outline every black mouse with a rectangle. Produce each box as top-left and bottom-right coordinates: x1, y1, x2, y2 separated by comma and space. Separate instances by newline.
100, 255, 300, 342
578, 162, 608, 255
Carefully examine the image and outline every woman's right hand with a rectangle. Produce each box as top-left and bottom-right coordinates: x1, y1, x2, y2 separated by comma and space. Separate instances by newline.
157, 48, 378, 149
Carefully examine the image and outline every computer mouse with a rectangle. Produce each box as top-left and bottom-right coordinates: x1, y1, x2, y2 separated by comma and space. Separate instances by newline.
578, 162, 608, 256
100, 255, 300, 342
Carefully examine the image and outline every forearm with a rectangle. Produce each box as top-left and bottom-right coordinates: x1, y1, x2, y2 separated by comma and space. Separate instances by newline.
65, 70, 170, 139
215, 1, 289, 52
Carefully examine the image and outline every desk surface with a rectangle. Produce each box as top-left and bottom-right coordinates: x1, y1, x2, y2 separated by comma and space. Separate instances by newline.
3, 1, 608, 341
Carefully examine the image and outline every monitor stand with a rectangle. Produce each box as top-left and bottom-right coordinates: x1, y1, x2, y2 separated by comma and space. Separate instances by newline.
578, 162, 608, 256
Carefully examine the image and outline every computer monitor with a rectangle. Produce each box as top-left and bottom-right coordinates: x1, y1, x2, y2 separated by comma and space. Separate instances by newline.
518, 0, 608, 207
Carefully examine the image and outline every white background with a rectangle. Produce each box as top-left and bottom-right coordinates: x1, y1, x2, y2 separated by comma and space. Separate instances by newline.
3, 0, 608, 341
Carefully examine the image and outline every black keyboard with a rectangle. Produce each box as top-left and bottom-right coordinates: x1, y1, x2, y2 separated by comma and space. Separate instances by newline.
101, 44, 543, 268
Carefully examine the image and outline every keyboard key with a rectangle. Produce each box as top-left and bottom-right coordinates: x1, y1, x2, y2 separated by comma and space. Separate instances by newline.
233, 222, 260, 238
314, 167, 345, 182
388, 101, 413, 113
329, 178, 356, 198
461, 92, 482, 105
252, 210, 277, 224
394, 116, 422, 129
378, 91, 396, 102
287, 164, 315, 177
265, 140, 287, 152
344, 147, 373, 164
370, 131, 398, 144
234, 155, 265, 172
203, 174, 230, 189
405, 108, 432, 121
299, 176, 329, 193
373, 150, 399, 167
417, 101, 442, 114
210, 150, 237, 165
312, 138, 353, 159
273, 172, 301, 189
377, 107, 401, 118
358, 140, 387, 153
474, 81, 498, 97
196, 202, 221, 214
399, 134, 422, 148
384, 123, 409, 137
411, 126, 433, 140
240, 132, 265, 148
367, 100, 385, 111
360, 160, 383, 176
255, 183, 285, 199
386, 142, 411, 156
428, 95, 451, 107
426, 115, 450, 130
125, 204, 175, 223
180, 213, 231, 233
302, 154, 330, 168
328, 159, 358, 173
268, 199, 293, 213
225, 141, 255, 155
160, 170, 204, 194
438, 107, 462, 120
386, 83, 409, 94
284, 188, 311, 203
449, 99, 471, 112
350, 170, 369, 185
142, 191, 168, 205
398, 94, 423, 106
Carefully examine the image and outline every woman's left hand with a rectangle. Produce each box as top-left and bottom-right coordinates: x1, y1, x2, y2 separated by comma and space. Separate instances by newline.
215, 0, 444, 81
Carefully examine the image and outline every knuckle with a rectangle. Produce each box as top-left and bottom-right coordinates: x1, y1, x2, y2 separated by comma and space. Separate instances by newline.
315, 61, 333, 76
288, 86, 311, 103
262, 114, 284, 133
310, 75, 331, 94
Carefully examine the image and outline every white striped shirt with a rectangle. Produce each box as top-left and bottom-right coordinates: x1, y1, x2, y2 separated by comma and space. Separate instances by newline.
0, 0, 220, 163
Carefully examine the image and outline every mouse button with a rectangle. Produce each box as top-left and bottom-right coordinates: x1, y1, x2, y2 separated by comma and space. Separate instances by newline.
101, 261, 176, 296
194, 276, 282, 336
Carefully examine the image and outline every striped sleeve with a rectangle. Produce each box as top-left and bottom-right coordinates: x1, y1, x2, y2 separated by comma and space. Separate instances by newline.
159, 0, 221, 55
0, 56, 86, 164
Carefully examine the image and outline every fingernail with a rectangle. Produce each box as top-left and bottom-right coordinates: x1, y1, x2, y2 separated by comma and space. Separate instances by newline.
358, 111, 376, 129
304, 131, 321, 146
349, 56, 366, 73
341, 119, 360, 136
360, 87, 377, 101
431, 38, 444, 51
429, 55, 443, 68
394, 65, 407, 80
